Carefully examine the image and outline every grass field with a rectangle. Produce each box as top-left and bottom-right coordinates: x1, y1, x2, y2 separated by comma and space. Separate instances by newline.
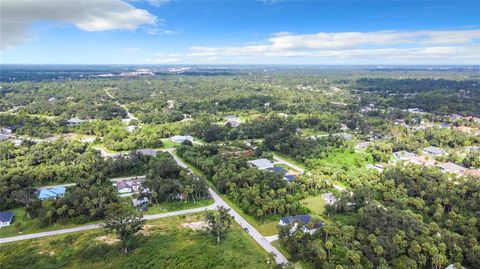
300, 196, 327, 216
0, 199, 213, 239
173, 152, 280, 236
300, 128, 329, 137
146, 198, 214, 214
0, 214, 273, 269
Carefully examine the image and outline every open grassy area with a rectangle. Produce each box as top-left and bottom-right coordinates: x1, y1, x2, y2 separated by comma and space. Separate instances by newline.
159, 138, 176, 149
301, 195, 327, 216
173, 152, 279, 236
0, 214, 273, 269
0, 200, 213, 239
146, 198, 214, 214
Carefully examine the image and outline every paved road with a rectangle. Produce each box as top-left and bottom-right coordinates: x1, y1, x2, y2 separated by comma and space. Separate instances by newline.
0, 205, 216, 244
170, 151, 287, 264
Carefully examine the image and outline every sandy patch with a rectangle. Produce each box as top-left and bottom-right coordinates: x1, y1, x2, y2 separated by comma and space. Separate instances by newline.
182, 221, 207, 231
95, 235, 120, 245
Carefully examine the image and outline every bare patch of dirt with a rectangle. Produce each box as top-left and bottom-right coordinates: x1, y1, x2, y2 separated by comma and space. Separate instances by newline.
95, 235, 120, 245
182, 221, 207, 230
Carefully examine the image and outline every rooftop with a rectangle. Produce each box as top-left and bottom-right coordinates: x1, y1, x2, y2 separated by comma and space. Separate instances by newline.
437, 162, 465, 172
280, 214, 311, 225
0, 211, 14, 223
38, 186, 66, 200
247, 158, 274, 169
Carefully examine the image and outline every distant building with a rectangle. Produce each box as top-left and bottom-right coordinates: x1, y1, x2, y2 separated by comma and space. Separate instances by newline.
408, 108, 424, 114
356, 141, 370, 149
66, 118, 86, 126
38, 186, 66, 200
0, 211, 14, 227
423, 146, 446, 156
0, 134, 8, 141
439, 123, 451, 129
126, 125, 138, 132
279, 214, 311, 226
247, 158, 275, 170
393, 151, 417, 161
322, 192, 337, 205
132, 197, 149, 207
225, 117, 241, 128
284, 174, 296, 182
136, 148, 157, 156
116, 180, 143, 194
437, 162, 466, 174
171, 135, 193, 143
268, 166, 287, 175
333, 133, 353, 140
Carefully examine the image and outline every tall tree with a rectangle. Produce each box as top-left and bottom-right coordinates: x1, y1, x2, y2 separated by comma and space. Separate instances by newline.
204, 206, 234, 243
103, 204, 145, 254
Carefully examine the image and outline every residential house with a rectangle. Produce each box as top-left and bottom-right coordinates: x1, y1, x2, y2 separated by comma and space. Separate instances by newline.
279, 214, 323, 234
437, 162, 466, 174
0, 134, 8, 141
439, 123, 451, 129
225, 116, 241, 128
37, 186, 66, 200
423, 146, 446, 156
0, 211, 14, 227
268, 166, 287, 174
0, 127, 13, 134
356, 141, 370, 149
284, 174, 296, 182
136, 148, 157, 156
66, 118, 86, 126
116, 180, 143, 194
393, 151, 417, 161
322, 192, 337, 205
132, 197, 149, 207
408, 108, 424, 114
171, 135, 193, 143
126, 125, 138, 132
247, 158, 275, 170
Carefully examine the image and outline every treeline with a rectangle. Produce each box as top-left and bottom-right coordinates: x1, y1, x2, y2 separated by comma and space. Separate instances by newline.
176, 144, 326, 219
143, 152, 209, 203
280, 165, 480, 268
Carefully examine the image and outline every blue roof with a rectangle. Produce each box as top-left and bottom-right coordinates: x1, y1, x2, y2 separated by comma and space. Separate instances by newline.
284, 174, 296, 181
268, 166, 287, 175
280, 214, 311, 225
38, 186, 66, 200
0, 211, 14, 222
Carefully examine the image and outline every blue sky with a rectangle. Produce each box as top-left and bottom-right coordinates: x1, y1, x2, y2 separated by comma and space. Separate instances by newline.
1, 0, 479, 64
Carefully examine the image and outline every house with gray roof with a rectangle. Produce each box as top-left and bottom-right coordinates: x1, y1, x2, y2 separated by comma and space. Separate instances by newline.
437, 162, 466, 174
423, 146, 446, 156
0, 211, 14, 227
247, 158, 275, 170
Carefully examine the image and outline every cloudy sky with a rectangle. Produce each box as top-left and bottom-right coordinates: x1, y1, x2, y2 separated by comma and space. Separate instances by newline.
1, 0, 479, 64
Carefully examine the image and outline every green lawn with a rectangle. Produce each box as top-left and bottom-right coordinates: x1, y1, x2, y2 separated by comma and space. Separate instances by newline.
173, 152, 279, 236
146, 199, 214, 214
158, 138, 176, 149
301, 196, 327, 216
0, 214, 273, 269
273, 152, 306, 170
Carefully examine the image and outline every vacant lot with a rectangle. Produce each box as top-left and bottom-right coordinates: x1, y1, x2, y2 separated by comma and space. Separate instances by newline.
0, 214, 273, 269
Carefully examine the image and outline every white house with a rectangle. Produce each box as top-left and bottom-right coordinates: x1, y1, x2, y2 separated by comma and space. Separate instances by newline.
393, 151, 417, 161
171, 135, 193, 143
322, 192, 337, 205
66, 118, 86, 126
247, 158, 275, 170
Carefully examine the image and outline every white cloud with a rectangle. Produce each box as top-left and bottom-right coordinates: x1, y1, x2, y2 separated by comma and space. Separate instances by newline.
182, 29, 480, 64
146, 0, 171, 7
0, 0, 157, 49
